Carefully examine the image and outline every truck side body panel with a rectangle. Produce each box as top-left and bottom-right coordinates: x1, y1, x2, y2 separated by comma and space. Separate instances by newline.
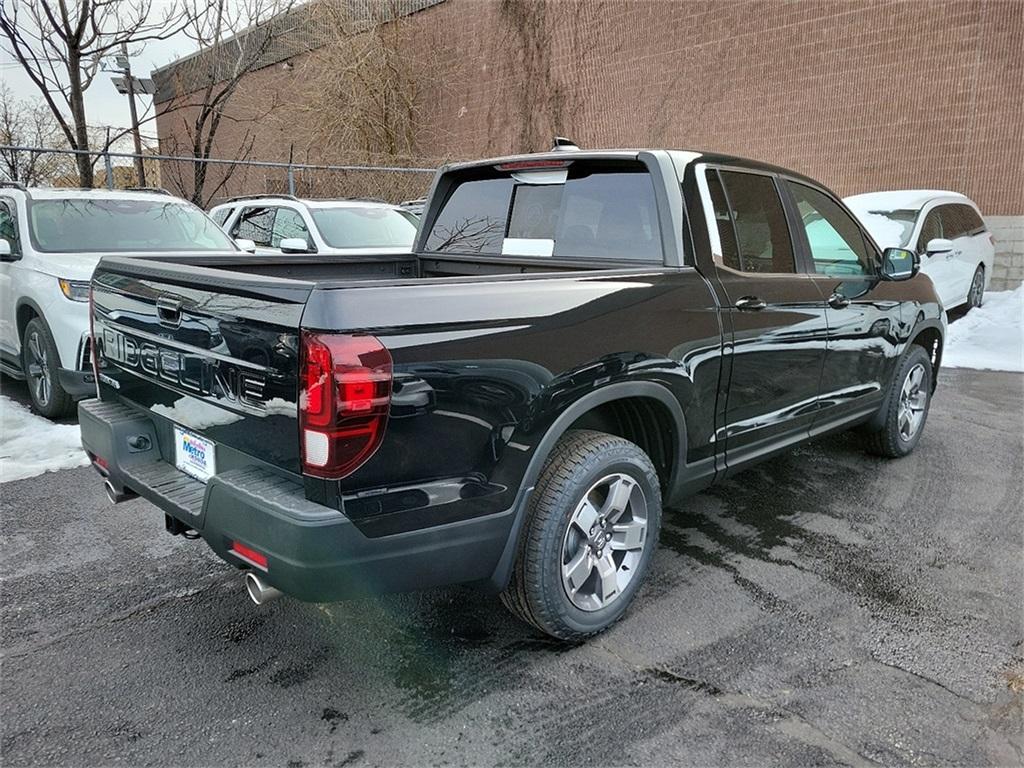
301, 268, 724, 536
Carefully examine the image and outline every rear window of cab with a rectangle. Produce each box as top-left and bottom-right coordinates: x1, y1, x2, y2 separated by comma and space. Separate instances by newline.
423, 160, 663, 262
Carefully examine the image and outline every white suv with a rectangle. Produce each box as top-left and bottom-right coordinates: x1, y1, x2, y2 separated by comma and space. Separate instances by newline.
208, 195, 418, 256
844, 190, 995, 311
0, 184, 242, 419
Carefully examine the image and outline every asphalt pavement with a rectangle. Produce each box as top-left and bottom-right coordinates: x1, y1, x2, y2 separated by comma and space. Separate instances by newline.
1, 367, 1022, 767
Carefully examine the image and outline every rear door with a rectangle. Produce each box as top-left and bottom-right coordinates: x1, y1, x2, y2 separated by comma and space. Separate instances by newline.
781, 179, 903, 429
91, 257, 312, 483
702, 168, 830, 470
939, 203, 986, 305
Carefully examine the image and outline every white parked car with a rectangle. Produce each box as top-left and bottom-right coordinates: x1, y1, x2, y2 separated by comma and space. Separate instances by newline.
0, 184, 242, 418
844, 190, 994, 311
208, 195, 418, 256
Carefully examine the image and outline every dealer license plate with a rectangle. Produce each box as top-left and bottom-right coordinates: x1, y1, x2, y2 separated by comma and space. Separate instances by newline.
174, 426, 216, 483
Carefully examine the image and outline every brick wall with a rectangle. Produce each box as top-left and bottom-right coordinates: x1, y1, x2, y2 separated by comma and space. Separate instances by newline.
155, 0, 1023, 284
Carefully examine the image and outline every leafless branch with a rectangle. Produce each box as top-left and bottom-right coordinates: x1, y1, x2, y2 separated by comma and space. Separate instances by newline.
0, 0, 188, 186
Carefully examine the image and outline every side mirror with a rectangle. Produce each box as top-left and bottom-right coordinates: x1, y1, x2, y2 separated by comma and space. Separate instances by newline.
279, 237, 311, 254
0, 238, 12, 259
925, 237, 954, 256
234, 238, 256, 253
880, 247, 919, 281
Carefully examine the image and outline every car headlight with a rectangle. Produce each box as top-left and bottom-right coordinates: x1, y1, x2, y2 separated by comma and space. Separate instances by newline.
58, 279, 90, 302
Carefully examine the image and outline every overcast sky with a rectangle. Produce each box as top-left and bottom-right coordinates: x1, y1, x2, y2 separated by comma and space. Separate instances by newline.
2, 30, 200, 139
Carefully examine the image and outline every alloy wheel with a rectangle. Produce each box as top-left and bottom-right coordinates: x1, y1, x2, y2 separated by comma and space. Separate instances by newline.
969, 270, 984, 308
561, 473, 648, 612
897, 363, 927, 442
26, 330, 52, 407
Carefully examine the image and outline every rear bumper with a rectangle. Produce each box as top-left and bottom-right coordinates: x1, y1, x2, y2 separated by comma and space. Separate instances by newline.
58, 367, 97, 397
78, 398, 515, 602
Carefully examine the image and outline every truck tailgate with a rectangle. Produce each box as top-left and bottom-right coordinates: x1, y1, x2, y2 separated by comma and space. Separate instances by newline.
91, 257, 312, 477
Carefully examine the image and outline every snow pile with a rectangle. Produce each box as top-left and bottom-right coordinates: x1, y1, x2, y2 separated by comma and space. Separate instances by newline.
0, 396, 89, 483
943, 287, 1024, 373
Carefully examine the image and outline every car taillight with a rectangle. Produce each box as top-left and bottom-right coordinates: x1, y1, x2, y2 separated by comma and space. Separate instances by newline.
299, 331, 392, 479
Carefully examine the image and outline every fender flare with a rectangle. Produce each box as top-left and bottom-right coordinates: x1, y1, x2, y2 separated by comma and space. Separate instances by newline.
865, 316, 945, 432
487, 380, 687, 591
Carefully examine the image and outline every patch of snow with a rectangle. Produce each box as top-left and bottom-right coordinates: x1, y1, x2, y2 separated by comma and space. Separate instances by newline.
264, 397, 295, 417
943, 287, 1024, 373
151, 396, 242, 429
852, 210, 909, 249
0, 396, 89, 483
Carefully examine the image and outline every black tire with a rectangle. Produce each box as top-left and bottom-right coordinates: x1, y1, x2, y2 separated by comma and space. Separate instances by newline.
500, 429, 662, 641
21, 316, 74, 420
967, 265, 985, 310
864, 345, 933, 458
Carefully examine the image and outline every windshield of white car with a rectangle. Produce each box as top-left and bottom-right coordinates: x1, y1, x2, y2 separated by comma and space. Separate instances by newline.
28, 199, 236, 253
309, 207, 418, 249
862, 208, 917, 246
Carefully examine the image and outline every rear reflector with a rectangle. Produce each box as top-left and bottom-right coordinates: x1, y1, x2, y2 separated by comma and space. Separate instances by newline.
230, 541, 268, 570
299, 331, 392, 480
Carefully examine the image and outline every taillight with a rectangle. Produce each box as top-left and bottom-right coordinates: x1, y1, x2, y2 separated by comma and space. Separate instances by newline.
299, 331, 392, 479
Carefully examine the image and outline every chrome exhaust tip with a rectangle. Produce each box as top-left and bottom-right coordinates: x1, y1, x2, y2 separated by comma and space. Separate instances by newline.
245, 571, 282, 605
104, 479, 137, 504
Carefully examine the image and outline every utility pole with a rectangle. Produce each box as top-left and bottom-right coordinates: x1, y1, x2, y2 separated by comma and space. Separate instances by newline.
120, 42, 146, 187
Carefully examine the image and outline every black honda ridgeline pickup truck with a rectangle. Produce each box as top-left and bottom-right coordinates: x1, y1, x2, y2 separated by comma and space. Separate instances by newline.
81, 149, 945, 640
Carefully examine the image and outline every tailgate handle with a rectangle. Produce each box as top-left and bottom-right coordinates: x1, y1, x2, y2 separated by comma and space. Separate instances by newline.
156, 297, 183, 328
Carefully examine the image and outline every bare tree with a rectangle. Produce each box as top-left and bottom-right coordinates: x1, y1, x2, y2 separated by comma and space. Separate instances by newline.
300, 0, 427, 163
0, 83, 70, 184
160, 0, 298, 207
0, 0, 186, 187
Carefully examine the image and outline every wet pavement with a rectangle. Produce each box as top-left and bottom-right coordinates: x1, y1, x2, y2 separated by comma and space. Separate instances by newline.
1, 368, 1022, 767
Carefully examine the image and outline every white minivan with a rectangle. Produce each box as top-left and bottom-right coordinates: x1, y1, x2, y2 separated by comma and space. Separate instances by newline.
844, 190, 994, 311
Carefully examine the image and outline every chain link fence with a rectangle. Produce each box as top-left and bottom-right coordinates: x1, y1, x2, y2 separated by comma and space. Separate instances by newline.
0, 145, 437, 208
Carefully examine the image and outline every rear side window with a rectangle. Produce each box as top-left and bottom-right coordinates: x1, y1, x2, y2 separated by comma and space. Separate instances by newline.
232, 207, 274, 247
424, 161, 663, 262
716, 170, 796, 274
941, 204, 985, 239
706, 171, 741, 270
211, 206, 234, 226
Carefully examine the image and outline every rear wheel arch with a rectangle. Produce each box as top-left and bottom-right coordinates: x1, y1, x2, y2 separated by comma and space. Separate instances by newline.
489, 381, 686, 591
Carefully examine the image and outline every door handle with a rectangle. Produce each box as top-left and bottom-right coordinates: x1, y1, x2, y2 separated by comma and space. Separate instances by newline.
734, 296, 767, 311
828, 292, 850, 309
